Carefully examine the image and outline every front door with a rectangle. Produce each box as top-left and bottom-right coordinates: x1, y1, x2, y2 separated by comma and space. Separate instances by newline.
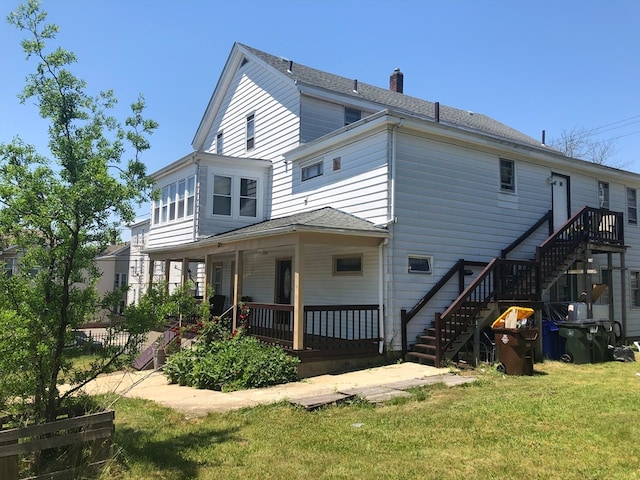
274, 259, 292, 332
551, 173, 570, 232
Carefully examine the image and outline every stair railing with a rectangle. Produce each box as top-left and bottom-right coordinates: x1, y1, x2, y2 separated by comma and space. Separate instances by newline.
536, 206, 624, 282
401, 259, 486, 355
434, 258, 540, 365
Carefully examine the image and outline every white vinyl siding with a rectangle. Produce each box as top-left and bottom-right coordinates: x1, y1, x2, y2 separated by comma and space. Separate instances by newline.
273, 129, 390, 224
200, 58, 300, 161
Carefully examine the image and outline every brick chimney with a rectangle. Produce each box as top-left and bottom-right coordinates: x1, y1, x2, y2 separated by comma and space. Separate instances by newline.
390, 68, 403, 93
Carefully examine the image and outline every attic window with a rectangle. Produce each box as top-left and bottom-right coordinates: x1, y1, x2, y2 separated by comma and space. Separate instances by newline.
246, 113, 255, 151
241, 57, 249, 67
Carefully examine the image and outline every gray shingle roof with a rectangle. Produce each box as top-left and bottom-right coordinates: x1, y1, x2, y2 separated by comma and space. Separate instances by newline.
239, 43, 542, 149
208, 207, 388, 242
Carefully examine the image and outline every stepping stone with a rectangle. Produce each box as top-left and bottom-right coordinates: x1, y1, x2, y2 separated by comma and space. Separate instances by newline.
289, 392, 354, 410
339, 386, 411, 404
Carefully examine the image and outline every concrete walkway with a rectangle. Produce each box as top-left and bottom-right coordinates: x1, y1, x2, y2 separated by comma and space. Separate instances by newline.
81, 363, 476, 417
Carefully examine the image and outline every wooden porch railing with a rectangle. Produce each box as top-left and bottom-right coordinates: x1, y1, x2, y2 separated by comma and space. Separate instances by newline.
304, 304, 380, 352
243, 302, 380, 353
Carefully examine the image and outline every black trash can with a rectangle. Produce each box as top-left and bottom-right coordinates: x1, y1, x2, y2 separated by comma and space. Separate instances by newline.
557, 319, 612, 364
493, 328, 539, 375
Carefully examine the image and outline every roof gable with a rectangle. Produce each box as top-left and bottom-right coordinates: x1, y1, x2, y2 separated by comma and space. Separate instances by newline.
238, 44, 542, 148
193, 43, 543, 153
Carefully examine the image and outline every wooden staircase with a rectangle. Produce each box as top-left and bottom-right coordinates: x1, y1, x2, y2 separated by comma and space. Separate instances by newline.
403, 206, 625, 367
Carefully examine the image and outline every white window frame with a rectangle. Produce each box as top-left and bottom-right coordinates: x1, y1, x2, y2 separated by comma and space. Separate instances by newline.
408, 255, 433, 274
153, 175, 197, 225
333, 255, 363, 276
211, 174, 260, 219
239, 177, 257, 217
627, 187, 637, 225
499, 158, 515, 193
216, 131, 223, 155
632, 271, 640, 308
598, 181, 610, 209
246, 113, 255, 151
212, 175, 232, 216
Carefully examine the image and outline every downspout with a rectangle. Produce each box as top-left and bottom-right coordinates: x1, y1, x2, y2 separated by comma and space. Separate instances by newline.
192, 155, 200, 242
378, 239, 387, 354
375, 119, 402, 227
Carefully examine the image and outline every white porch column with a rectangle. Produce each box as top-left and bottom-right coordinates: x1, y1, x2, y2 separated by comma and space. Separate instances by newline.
293, 239, 304, 350
233, 249, 244, 330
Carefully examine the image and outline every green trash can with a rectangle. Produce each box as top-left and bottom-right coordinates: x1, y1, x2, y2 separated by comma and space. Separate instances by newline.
493, 327, 539, 376
557, 320, 612, 364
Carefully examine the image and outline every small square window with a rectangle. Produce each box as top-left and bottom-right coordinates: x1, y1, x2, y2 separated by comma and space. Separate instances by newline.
333, 255, 363, 275
408, 255, 432, 274
345, 107, 361, 126
500, 158, 515, 192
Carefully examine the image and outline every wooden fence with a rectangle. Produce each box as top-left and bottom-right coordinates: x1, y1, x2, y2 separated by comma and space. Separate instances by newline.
0, 410, 114, 480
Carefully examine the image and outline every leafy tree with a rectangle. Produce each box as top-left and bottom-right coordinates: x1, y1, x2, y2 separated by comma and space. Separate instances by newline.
0, 0, 159, 424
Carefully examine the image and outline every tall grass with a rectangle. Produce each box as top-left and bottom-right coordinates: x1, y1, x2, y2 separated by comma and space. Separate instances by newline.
105, 358, 640, 480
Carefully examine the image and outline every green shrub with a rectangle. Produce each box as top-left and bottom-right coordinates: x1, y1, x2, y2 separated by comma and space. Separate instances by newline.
164, 321, 299, 392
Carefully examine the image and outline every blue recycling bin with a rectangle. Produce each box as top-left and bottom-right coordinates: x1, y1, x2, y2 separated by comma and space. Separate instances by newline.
542, 320, 565, 360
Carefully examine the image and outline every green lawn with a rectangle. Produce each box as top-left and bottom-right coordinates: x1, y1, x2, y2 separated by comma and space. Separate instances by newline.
103, 358, 640, 480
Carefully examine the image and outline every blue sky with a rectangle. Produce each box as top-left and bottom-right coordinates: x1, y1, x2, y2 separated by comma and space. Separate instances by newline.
1, 0, 639, 227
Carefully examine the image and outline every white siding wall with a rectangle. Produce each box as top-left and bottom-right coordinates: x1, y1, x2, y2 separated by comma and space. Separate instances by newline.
388, 130, 640, 347
271, 129, 390, 224
201, 59, 300, 161
240, 246, 379, 305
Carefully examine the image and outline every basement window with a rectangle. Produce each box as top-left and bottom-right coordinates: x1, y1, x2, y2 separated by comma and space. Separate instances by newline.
408, 255, 432, 274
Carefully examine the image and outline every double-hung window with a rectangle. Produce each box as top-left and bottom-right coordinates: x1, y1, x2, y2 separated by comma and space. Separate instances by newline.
213, 175, 232, 216
240, 178, 257, 217
212, 175, 258, 218
500, 158, 515, 192
598, 181, 610, 209
627, 187, 637, 225
632, 271, 640, 308
246, 113, 255, 150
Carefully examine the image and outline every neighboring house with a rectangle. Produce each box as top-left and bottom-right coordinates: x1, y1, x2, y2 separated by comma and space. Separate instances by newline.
127, 219, 150, 306
140, 42, 640, 374
95, 243, 130, 319
0, 244, 19, 278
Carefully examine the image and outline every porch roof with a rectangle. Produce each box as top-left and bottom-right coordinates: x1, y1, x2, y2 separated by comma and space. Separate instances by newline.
145, 207, 389, 256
